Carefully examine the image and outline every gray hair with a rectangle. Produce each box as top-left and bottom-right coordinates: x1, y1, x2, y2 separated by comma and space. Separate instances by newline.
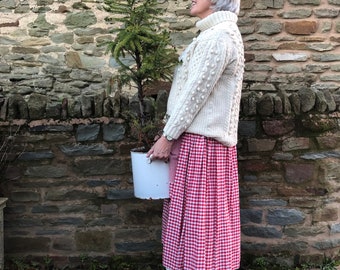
210, 0, 240, 15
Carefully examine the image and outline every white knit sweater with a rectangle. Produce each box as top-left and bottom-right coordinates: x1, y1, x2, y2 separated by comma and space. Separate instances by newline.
163, 11, 245, 147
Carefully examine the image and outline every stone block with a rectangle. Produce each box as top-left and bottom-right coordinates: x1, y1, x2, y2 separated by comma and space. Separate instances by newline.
45, 102, 62, 119
300, 151, 340, 160
258, 171, 283, 182
101, 204, 118, 215
240, 160, 273, 173
29, 125, 73, 132
277, 187, 310, 197
312, 53, 340, 62
239, 186, 272, 197
289, 197, 321, 208
73, 158, 130, 176
59, 204, 99, 213
240, 209, 263, 224
242, 225, 283, 238
7, 94, 29, 119
262, 119, 295, 136
272, 152, 294, 161
18, 150, 54, 161
10, 191, 40, 202
241, 92, 260, 116
59, 143, 113, 156
44, 217, 85, 226
86, 217, 123, 227
279, 8, 312, 19
247, 138, 276, 152
45, 190, 98, 201
248, 199, 287, 207
285, 163, 315, 184
257, 21, 282, 35
257, 94, 275, 116
64, 11, 97, 29
27, 93, 49, 120
24, 165, 68, 178
241, 242, 267, 251
271, 241, 309, 253
115, 240, 161, 253
313, 207, 339, 222
5, 236, 51, 253
53, 237, 74, 251
330, 224, 340, 234
285, 20, 317, 35
323, 90, 337, 111
36, 229, 71, 235
102, 123, 125, 142
284, 225, 327, 237
267, 209, 305, 225
87, 179, 120, 187
274, 95, 283, 113
312, 238, 340, 250
289, 93, 301, 114
5, 218, 43, 228
282, 137, 310, 151
75, 230, 112, 252
0, 63, 11, 73
272, 52, 309, 61
123, 204, 163, 226
242, 175, 257, 182
31, 205, 59, 213
115, 228, 152, 241
107, 189, 135, 200
76, 124, 100, 142
241, 0, 255, 9
4, 205, 26, 214
298, 88, 316, 112
301, 114, 338, 132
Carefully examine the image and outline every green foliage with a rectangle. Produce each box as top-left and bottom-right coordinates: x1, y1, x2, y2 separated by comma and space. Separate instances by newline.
5, 254, 340, 270
5, 254, 165, 270
9, 257, 30, 270
123, 97, 164, 150
103, 0, 178, 149
104, 0, 178, 88
240, 254, 340, 270
253, 257, 269, 270
321, 255, 340, 270
0, 126, 21, 183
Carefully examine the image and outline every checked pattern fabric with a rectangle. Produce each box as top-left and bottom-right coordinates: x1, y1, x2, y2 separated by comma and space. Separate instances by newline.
162, 133, 240, 270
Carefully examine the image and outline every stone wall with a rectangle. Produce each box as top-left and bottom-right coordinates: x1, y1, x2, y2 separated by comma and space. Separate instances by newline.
238, 90, 340, 266
0, 0, 340, 268
0, 89, 339, 268
0, 0, 339, 118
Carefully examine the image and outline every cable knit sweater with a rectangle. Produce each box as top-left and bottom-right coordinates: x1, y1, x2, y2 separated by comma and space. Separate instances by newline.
163, 11, 244, 147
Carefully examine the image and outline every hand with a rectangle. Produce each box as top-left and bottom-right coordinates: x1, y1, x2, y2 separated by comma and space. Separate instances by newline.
147, 135, 174, 162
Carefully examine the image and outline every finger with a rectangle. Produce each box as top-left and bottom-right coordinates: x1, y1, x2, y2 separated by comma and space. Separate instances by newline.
148, 154, 153, 164
146, 150, 153, 158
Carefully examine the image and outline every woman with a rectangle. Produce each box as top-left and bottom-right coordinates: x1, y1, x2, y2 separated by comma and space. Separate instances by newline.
147, 0, 244, 269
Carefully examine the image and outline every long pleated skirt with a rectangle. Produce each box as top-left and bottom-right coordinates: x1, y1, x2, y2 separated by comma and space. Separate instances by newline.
162, 133, 240, 270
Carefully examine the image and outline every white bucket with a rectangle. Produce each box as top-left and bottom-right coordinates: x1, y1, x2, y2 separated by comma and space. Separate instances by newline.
131, 150, 170, 199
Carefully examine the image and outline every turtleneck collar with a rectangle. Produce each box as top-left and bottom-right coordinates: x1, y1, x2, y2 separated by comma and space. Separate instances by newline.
196, 11, 238, 32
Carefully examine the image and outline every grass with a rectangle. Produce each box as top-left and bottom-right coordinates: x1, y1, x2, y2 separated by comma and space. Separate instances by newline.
4, 254, 340, 270
5, 254, 165, 270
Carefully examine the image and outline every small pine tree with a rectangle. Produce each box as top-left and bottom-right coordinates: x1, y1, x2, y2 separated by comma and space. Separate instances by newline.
104, 0, 178, 150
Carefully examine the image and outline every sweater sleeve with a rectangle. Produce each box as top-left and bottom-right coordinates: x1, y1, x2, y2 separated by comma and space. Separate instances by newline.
163, 34, 231, 139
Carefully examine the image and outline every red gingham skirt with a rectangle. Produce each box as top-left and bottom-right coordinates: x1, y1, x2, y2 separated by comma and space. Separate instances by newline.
162, 133, 240, 270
